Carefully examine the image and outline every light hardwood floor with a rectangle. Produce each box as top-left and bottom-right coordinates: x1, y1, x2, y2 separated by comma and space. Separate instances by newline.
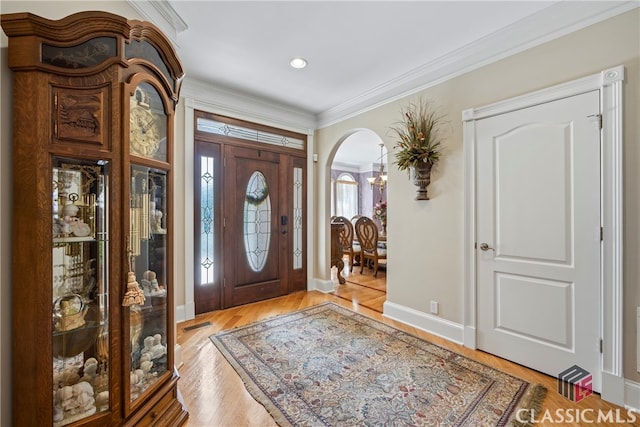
331, 259, 386, 313
177, 276, 633, 426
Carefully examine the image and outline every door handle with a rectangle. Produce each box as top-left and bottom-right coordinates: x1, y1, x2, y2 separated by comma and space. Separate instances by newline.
479, 243, 494, 252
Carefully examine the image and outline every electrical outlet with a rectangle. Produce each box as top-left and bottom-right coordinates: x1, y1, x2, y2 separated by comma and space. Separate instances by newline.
430, 301, 439, 315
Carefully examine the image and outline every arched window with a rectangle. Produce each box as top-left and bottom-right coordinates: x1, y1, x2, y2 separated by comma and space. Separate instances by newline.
335, 173, 358, 219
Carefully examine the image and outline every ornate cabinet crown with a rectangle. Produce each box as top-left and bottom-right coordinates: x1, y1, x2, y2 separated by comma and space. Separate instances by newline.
1, 11, 187, 426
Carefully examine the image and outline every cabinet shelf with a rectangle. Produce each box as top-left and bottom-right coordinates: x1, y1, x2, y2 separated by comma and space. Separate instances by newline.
53, 236, 96, 244
53, 320, 105, 338
52, 305, 103, 358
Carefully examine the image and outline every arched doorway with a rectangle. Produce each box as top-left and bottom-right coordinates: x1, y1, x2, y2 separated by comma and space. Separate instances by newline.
329, 129, 387, 313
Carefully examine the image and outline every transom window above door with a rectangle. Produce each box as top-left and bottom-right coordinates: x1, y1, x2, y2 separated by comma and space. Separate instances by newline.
197, 117, 305, 150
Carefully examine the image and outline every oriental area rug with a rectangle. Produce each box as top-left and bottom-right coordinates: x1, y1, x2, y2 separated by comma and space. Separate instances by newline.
210, 303, 546, 427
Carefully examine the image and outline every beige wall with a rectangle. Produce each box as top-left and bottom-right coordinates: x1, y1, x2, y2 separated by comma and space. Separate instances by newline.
314, 9, 640, 382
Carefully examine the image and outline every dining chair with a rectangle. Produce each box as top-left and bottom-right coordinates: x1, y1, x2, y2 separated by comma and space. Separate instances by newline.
334, 216, 361, 272
350, 215, 362, 240
354, 216, 387, 277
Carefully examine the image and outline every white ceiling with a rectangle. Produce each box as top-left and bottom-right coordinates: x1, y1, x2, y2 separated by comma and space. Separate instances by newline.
169, 0, 554, 114
127, 1, 636, 167
131, 1, 636, 128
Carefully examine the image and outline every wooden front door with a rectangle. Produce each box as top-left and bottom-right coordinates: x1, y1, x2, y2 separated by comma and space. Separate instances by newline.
193, 111, 307, 314
223, 146, 287, 307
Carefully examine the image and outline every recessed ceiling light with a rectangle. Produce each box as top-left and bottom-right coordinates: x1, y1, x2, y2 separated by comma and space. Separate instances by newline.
290, 57, 307, 69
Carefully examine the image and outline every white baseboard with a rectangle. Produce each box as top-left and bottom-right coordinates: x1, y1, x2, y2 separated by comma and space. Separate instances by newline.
175, 302, 195, 323
602, 370, 626, 407
382, 301, 464, 345
595, 371, 640, 413
175, 304, 186, 323
463, 326, 477, 349
625, 379, 640, 413
185, 301, 195, 321
313, 278, 336, 293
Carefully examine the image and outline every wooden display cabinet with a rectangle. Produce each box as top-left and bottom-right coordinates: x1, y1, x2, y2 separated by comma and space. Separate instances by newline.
1, 11, 188, 426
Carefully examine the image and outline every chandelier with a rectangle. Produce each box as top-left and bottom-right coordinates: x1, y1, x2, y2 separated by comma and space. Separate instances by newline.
367, 143, 388, 193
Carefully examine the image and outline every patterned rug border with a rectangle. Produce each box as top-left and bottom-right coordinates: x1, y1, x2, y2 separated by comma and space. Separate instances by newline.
210, 302, 546, 427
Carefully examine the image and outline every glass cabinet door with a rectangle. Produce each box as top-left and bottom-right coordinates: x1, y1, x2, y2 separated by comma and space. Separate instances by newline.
52, 158, 109, 426
127, 165, 169, 403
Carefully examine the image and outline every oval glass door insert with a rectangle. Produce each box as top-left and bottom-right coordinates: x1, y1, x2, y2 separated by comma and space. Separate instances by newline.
243, 171, 271, 272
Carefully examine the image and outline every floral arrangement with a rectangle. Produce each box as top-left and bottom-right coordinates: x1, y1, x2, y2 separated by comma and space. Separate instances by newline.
373, 201, 387, 224
389, 98, 444, 174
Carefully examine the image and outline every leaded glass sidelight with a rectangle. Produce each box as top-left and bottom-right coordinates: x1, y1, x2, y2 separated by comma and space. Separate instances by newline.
200, 156, 215, 284
243, 171, 271, 272
293, 167, 303, 269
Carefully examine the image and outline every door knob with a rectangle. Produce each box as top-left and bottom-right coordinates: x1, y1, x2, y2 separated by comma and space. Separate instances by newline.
479, 243, 494, 251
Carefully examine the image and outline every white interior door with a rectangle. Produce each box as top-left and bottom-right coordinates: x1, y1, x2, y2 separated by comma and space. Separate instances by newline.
476, 90, 602, 391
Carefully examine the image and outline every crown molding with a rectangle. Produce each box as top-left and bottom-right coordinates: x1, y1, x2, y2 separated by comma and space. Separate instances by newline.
316, 1, 638, 128
182, 78, 316, 134
126, 0, 187, 45
131, 0, 637, 131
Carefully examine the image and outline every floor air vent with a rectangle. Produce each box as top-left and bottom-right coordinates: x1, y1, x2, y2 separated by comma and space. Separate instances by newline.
183, 321, 212, 331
